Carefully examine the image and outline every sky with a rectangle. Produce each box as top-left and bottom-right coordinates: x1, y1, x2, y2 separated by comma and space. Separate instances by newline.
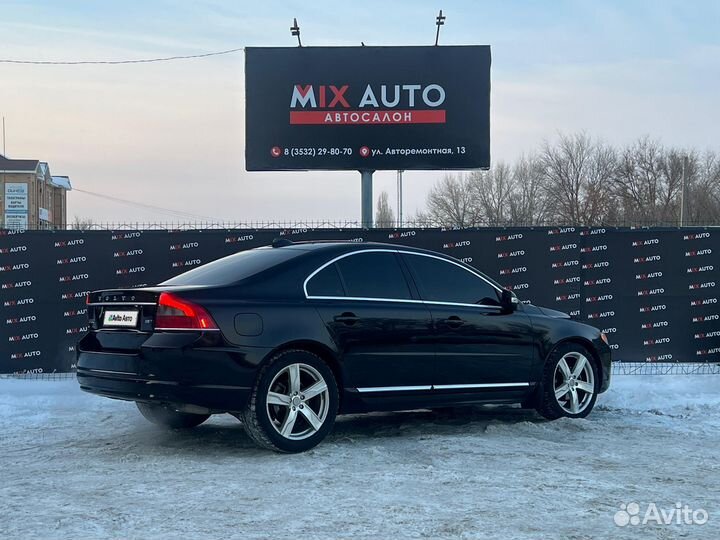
0, 0, 718, 225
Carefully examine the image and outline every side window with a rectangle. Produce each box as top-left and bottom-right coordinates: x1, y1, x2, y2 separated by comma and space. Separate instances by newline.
335, 252, 411, 299
306, 264, 345, 297
404, 254, 500, 306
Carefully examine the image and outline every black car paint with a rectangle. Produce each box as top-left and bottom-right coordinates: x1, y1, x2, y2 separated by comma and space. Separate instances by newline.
77, 242, 612, 415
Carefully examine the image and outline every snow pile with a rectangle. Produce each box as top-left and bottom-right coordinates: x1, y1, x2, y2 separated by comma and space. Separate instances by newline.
601, 374, 720, 411
1, 375, 718, 540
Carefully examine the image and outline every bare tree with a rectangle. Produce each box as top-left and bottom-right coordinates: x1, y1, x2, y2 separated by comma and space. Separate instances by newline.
423, 173, 482, 227
510, 155, 549, 225
419, 133, 720, 228
375, 191, 396, 228
540, 132, 616, 225
471, 162, 515, 226
683, 151, 720, 225
71, 216, 94, 230
611, 137, 690, 225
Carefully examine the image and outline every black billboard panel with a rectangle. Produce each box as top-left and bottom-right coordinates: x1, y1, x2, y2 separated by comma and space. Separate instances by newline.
244, 46, 491, 171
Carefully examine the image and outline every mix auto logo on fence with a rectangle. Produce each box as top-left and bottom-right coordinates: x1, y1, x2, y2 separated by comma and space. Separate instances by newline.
0, 244, 27, 254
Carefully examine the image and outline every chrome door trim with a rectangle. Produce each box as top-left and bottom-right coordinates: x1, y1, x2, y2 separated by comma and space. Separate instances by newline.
355, 382, 530, 393
432, 382, 530, 390
356, 385, 433, 393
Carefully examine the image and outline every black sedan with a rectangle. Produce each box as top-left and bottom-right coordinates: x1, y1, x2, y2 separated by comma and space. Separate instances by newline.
78, 241, 612, 452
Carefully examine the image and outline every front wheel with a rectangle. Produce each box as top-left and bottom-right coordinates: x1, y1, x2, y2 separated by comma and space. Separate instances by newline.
136, 402, 210, 429
241, 350, 339, 453
536, 343, 599, 420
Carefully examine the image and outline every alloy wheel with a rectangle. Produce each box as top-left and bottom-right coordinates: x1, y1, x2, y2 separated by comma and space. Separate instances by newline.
553, 352, 595, 414
266, 362, 330, 440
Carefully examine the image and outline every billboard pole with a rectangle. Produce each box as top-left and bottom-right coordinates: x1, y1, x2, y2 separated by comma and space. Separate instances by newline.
397, 169, 404, 227
360, 170, 374, 228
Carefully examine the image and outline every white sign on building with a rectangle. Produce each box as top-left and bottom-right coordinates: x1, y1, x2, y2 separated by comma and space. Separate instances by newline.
4, 183, 29, 229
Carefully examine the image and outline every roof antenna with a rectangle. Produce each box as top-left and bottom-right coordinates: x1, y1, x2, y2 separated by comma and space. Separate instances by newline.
290, 18, 302, 47
272, 237, 294, 248
2, 116, 5, 157
434, 9, 446, 46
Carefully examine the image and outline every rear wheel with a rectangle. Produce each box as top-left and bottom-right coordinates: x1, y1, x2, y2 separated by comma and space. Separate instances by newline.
241, 350, 339, 453
536, 343, 598, 420
136, 402, 210, 429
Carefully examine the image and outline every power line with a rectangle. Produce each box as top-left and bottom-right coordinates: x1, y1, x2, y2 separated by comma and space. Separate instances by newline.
72, 187, 219, 221
0, 47, 244, 65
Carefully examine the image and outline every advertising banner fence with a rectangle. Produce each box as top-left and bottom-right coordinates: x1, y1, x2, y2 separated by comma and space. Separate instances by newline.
1, 227, 718, 374
245, 46, 491, 171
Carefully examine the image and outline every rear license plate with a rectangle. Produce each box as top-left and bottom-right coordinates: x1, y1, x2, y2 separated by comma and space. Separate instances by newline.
103, 309, 139, 328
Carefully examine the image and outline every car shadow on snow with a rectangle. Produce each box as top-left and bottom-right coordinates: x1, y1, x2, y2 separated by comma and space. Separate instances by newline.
119, 405, 547, 456
330, 405, 542, 440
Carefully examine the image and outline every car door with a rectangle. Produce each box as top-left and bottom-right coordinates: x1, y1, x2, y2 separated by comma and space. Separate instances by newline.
400, 251, 534, 393
307, 250, 436, 393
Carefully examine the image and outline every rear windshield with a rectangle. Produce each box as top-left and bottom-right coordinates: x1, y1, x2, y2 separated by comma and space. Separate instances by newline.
160, 247, 304, 286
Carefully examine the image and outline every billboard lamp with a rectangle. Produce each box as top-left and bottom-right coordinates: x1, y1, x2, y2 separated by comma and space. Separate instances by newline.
435, 10, 446, 46
290, 18, 302, 47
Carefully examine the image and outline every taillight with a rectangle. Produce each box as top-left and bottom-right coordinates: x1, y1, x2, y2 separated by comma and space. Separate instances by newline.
155, 292, 218, 330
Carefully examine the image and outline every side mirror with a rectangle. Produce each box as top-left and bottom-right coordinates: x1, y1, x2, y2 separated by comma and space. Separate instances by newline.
501, 289, 519, 312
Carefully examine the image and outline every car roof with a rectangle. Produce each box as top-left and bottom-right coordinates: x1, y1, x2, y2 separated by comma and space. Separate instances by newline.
273, 240, 478, 267
275, 240, 434, 254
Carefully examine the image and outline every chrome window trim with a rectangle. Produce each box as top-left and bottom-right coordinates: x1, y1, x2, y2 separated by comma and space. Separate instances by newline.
307, 295, 424, 304
356, 382, 529, 393
303, 248, 503, 309
306, 295, 502, 310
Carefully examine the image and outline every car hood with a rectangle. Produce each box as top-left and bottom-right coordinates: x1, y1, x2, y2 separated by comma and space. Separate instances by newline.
523, 304, 571, 319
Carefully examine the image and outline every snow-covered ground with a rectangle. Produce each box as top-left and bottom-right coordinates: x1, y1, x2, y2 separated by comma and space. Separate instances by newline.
1, 376, 718, 540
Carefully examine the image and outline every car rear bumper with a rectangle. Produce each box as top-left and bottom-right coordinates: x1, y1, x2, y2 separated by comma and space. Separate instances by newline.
76, 332, 264, 412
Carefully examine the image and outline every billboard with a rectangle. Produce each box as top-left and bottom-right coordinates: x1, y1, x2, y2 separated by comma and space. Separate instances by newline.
4, 183, 28, 229
245, 46, 491, 171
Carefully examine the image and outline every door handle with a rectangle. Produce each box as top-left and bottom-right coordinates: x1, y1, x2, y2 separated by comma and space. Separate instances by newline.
334, 312, 359, 325
440, 315, 464, 328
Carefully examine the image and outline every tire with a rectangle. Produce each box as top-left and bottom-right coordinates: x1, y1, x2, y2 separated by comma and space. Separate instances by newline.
536, 342, 599, 420
136, 402, 210, 429
240, 349, 339, 453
